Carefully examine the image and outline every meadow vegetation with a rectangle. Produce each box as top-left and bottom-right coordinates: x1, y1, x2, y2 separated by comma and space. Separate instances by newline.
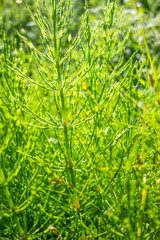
0, 0, 160, 239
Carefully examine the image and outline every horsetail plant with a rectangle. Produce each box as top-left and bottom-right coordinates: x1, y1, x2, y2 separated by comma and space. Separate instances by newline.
1, 0, 160, 239
8, 0, 86, 187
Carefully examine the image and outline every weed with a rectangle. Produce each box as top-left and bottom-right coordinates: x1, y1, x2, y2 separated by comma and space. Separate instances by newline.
0, 0, 159, 239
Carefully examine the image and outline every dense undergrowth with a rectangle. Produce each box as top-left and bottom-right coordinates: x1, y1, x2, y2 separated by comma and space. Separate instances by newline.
0, 0, 160, 239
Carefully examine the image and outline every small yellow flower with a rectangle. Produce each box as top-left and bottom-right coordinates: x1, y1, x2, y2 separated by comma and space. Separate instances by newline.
95, 105, 98, 112
82, 82, 87, 91
75, 199, 80, 211
86, 110, 91, 116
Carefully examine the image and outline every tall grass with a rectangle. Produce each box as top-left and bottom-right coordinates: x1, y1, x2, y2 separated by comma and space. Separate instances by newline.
0, 0, 159, 239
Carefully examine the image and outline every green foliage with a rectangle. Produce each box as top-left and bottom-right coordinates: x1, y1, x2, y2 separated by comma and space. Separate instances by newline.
0, 0, 160, 239
121, 0, 160, 66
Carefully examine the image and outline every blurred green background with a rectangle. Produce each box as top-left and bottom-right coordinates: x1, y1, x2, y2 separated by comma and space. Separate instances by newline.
0, 0, 160, 66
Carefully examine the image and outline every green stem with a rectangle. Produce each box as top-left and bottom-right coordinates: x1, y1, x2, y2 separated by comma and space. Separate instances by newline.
52, 0, 57, 61
52, 0, 75, 186
132, 0, 158, 86
59, 71, 75, 186
1, 162, 26, 239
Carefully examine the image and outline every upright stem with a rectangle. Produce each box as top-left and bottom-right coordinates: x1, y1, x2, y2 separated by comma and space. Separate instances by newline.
52, 0, 75, 186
